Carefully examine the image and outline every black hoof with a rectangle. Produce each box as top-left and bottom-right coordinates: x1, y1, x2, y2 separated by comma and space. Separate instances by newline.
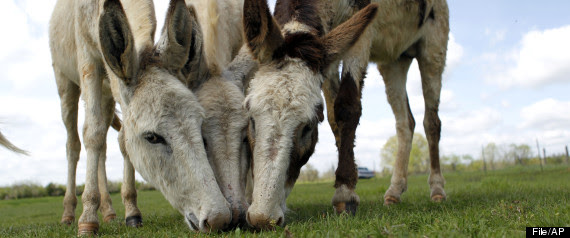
345, 201, 357, 216
125, 215, 143, 228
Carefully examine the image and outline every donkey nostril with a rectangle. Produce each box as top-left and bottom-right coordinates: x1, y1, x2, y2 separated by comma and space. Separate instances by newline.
276, 216, 283, 226
203, 219, 210, 230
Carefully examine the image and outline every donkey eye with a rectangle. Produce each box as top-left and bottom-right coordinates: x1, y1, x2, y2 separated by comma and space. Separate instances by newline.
301, 124, 312, 138
143, 132, 166, 145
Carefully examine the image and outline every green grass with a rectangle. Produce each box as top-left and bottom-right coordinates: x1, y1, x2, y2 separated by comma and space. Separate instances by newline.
1, 165, 569, 237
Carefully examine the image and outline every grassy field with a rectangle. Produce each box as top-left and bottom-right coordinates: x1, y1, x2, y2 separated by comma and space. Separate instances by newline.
1, 165, 568, 237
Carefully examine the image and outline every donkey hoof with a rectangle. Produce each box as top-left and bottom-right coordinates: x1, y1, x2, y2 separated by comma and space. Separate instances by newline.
384, 196, 400, 205
78, 222, 99, 236
333, 202, 358, 215
103, 214, 117, 222
126, 215, 143, 228
431, 194, 446, 202
61, 216, 74, 225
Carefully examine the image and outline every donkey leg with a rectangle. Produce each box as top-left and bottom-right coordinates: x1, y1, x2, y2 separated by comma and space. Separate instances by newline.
77, 62, 107, 235
98, 95, 117, 222
417, 36, 448, 202
55, 68, 81, 225
322, 63, 341, 149
118, 129, 143, 227
331, 33, 372, 215
378, 56, 414, 205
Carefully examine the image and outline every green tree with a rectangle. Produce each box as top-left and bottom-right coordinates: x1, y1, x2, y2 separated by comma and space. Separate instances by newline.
483, 143, 499, 170
380, 133, 429, 173
298, 163, 319, 182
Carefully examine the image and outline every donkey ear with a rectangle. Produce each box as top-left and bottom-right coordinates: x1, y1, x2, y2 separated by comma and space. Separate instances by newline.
321, 3, 378, 67
181, 5, 208, 88
243, 0, 284, 63
99, 0, 136, 84
157, 0, 193, 70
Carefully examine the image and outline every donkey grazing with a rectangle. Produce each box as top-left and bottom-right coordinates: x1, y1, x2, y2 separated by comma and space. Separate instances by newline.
182, 1, 257, 227
242, 0, 378, 228
49, 0, 231, 234
242, 0, 449, 228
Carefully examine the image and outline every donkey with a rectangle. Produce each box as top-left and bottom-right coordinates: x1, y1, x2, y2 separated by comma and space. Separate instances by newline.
182, 1, 257, 227
241, 0, 378, 228
49, 0, 231, 234
319, 0, 450, 210
0, 131, 28, 155
242, 0, 449, 228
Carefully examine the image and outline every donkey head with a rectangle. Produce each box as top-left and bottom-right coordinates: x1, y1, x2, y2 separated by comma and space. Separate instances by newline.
99, 0, 231, 232
242, 0, 378, 229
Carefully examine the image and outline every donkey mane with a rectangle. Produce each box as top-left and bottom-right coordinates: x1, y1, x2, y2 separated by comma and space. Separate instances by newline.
272, 33, 325, 72
274, 0, 324, 36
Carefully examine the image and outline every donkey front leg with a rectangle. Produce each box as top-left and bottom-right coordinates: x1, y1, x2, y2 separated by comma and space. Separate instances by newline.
77, 62, 107, 235
54, 68, 81, 225
378, 56, 414, 205
322, 63, 341, 149
332, 67, 365, 215
97, 95, 117, 222
118, 129, 143, 227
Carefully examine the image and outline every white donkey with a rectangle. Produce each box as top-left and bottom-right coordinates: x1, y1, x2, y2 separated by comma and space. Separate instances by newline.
183, 0, 258, 227
241, 0, 378, 228
49, 0, 231, 234
241, 0, 449, 229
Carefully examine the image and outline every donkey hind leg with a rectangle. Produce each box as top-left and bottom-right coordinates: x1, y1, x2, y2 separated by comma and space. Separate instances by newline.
322, 62, 341, 149
98, 94, 117, 222
77, 62, 107, 235
55, 68, 81, 225
417, 39, 447, 202
378, 56, 414, 205
118, 129, 143, 227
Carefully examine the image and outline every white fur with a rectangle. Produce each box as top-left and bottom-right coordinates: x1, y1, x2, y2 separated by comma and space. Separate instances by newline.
49, 0, 231, 233
245, 58, 323, 225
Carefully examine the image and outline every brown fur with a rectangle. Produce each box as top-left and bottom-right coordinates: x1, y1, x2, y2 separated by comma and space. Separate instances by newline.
243, 0, 284, 62
272, 33, 325, 72
333, 71, 364, 189
274, 0, 324, 36
351, 0, 371, 9
322, 4, 378, 67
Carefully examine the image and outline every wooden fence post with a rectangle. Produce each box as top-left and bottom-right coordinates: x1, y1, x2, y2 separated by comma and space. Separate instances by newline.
543, 148, 547, 165
481, 146, 487, 174
566, 146, 570, 164
536, 139, 543, 172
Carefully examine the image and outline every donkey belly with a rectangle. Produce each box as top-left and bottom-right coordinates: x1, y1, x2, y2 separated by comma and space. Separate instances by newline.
368, 0, 426, 64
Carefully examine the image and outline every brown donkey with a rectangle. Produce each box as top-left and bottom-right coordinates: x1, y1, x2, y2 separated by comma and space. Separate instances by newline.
319, 0, 450, 211
242, 0, 449, 229
49, 0, 231, 234
242, 0, 378, 228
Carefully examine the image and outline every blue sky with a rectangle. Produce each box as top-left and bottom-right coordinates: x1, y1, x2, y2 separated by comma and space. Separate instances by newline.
0, 0, 569, 186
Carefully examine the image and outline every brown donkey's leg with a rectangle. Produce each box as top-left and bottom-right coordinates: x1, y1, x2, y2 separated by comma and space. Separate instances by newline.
330, 29, 372, 215
378, 56, 414, 205
55, 68, 81, 225
323, 63, 341, 149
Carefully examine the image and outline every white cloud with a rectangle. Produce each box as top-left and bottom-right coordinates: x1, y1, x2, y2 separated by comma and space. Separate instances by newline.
519, 98, 570, 130
443, 107, 503, 136
487, 25, 570, 88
